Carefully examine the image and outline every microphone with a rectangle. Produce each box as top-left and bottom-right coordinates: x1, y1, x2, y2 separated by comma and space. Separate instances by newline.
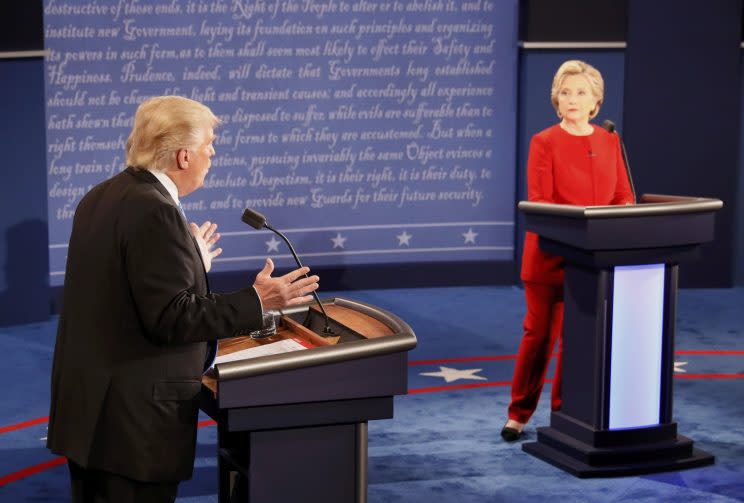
601, 119, 616, 133
241, 208, 266, 229
601, 120, 637, 202
241, 208, 334, 335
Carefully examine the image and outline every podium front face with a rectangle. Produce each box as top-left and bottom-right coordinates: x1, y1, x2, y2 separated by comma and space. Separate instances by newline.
559, 262, 674, 434
200, 297, 416, 503
519, 195, 720, 477
607, 263, 666, 429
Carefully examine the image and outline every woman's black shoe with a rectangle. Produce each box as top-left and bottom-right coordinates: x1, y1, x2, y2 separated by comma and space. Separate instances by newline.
501, 426, 524, 442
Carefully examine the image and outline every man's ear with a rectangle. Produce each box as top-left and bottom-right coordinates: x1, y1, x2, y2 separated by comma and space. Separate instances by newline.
176, 148, 189, 170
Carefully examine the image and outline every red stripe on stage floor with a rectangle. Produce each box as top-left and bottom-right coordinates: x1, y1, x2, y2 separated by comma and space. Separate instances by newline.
675, 350, 744, 355
674, 373, 744, 379
409, 355, 517, 366
408, 355, 517, 366
0, 416, 48, 435
0, 456, 66, 487
2, 349, 742, 436
408, 379, 531, 394
0, 420, 220, 487
405, 374, 744, 393
409, 350, 744, 366
1, 371, 743, 487
405, 374, 744, 394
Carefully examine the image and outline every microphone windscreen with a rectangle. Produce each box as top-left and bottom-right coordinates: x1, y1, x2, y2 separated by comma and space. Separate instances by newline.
241, 208, 267, 229
601, 120, 616, 133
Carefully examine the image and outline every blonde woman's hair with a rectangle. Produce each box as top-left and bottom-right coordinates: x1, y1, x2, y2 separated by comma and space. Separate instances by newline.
550, 60, 604, 119
126, 96, 220, 172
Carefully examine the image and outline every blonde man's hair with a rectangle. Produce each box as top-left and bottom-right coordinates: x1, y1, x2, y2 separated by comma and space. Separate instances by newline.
126, 96, 220, 172
550, 60, 605, 119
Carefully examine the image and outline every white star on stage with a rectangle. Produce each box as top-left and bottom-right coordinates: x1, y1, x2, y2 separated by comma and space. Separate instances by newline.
420, 366, 487, 383
462, 228, 478, 244
674, 361, 688, 373
331, 232, 347, 249
266, 236, 281, 253
396, 231, 412, 246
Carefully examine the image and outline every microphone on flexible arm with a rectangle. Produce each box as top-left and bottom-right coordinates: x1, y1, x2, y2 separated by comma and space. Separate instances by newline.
241, 208, 334, 335
602, 119, 637, 202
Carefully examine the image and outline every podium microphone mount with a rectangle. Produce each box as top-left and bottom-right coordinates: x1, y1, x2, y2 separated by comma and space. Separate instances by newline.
602, 119, 637, 203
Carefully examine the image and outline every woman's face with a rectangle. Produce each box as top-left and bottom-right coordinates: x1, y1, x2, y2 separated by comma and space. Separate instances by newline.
557, 74, 598, 124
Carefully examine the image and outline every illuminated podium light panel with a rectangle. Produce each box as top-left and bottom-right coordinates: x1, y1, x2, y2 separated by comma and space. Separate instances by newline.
200, 298, 417, 503
519, 194, 721, 477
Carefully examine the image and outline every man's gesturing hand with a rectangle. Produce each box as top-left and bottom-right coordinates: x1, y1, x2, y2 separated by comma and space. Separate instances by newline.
189, 220, 222, 272
253, 258, 320, 310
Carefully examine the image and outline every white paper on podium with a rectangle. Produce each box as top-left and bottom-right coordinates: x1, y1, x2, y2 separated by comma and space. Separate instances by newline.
213, 338, 310, 366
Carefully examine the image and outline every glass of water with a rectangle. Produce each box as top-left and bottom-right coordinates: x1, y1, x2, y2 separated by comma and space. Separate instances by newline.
249, 312, 277, 339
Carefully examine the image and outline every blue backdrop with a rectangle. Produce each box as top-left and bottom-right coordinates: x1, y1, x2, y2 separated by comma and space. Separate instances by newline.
44, 0, 519, 286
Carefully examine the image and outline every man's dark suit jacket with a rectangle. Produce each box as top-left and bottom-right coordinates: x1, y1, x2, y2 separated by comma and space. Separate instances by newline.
48, 167, 262, 482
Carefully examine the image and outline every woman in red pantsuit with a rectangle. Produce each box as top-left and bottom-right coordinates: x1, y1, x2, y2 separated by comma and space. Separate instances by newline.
502, 60, 635, 441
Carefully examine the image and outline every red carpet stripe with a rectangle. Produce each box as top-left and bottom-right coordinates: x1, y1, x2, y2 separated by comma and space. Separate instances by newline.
0, 419, 220, 487
409, 350, 744, 366
2, 349, 743, 437
1, 370, 743, 487
675, 350, 744, 355
0, 416, 48, 435
409, 355, 517, 366
674, 373, 744, 379
408, 379, 543, 394
404, 374, 744, 396
0, 456, 66, 487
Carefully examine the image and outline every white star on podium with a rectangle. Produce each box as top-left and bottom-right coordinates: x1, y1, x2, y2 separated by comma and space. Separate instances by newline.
331, 232, 347, 249
420, 366, 487, 383
396, 231, 412, 246
463, 228, 478, 244
266, 236, 280, 253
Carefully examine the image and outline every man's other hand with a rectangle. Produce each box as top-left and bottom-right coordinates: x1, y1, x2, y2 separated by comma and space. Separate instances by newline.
253, 258, 320, 310
189, 220, 222, 272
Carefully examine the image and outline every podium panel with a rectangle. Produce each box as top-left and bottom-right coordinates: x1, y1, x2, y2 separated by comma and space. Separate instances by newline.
519, 195, 720, 477
609, 264, 665, 429
200, 297, 416, 502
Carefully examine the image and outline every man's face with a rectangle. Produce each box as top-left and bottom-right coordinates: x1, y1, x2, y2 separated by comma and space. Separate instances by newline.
181, 127, 216, 195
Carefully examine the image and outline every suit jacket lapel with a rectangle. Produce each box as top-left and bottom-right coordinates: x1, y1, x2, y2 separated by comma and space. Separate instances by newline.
125, 166, 211, 292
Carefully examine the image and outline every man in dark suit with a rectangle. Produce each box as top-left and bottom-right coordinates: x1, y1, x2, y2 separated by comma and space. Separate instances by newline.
47, 96, 319, 502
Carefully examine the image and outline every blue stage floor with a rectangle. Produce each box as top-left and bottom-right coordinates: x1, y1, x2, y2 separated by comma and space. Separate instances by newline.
1, 286, 743, 502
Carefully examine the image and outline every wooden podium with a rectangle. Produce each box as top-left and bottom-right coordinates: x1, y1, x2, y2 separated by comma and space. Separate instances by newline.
518, 194, 722, 477
200, 297, 416, 502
